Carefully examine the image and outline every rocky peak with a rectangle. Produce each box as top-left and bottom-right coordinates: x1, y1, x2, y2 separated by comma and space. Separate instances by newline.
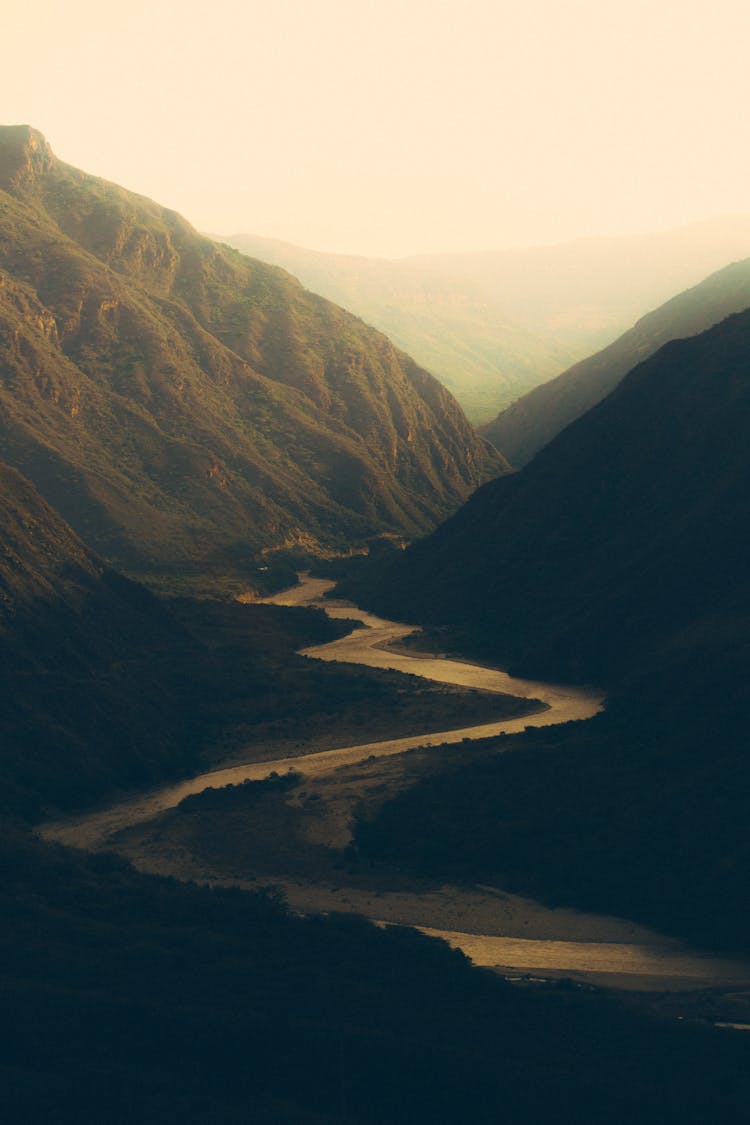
0, 124, 56, 191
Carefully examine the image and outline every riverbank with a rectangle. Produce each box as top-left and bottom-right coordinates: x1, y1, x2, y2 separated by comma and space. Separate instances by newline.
93, 735, 750, 995
39, 575, 750, 998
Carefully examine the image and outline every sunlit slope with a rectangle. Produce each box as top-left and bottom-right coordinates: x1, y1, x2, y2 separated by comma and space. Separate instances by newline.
225, 233, 581, 423
229, 220, 750, 425
0, 126, 503, 585
483, 256, 750, 466
357, 309, 750, 683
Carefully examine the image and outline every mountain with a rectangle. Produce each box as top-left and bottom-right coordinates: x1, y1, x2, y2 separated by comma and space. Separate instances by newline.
410, 219, 750, 341
0, 459, 201, 813
223, 233, 579, 423
483, 256, 750, 466
0, 126, 502, 591
225, 220, 750, 424
345, 310, 750, 950
352, 307, 750, 684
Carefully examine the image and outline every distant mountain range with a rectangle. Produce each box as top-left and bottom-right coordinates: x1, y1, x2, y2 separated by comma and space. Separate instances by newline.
225, 219, 750, 423
0, 126, 502, 591
483, 256, 750, 465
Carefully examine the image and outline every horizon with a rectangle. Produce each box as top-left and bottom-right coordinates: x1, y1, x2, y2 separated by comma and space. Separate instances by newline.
213, 212, 750, 262
6, 0, 750, 258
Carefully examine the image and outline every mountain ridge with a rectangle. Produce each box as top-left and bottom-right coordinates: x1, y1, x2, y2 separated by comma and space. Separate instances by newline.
483, 255, 750, 466
346, 306, 750, 686
343, 306, 750, 952
0, 126, 503, 590
225, 218, 750, 423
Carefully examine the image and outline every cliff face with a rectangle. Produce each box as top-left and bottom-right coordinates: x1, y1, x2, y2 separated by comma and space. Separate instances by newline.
0, 126, 504, 587
0, 125, 55, 189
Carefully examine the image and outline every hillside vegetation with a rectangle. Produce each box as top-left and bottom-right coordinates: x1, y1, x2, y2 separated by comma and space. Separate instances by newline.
225, 233, 578, 423
0, 126, 502, 590
0, 460, 203, 813
229, 219, 750, 424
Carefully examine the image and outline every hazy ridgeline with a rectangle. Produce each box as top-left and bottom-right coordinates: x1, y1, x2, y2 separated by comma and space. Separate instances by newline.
339, 306, 750, 953
227, 220, 750, 424
484, 255, 750, 465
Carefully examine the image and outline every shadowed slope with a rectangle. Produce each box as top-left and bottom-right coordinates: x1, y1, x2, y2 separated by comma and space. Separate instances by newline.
346, 309, 750, 949
353, 308, 750, 683
0, 460, 199, 813
484, 256, 750, 466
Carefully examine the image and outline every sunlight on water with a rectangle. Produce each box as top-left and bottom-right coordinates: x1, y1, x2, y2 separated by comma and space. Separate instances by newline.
416, 928, 750, 989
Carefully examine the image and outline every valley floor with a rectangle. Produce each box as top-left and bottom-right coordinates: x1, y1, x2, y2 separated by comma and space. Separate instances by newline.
40, 577, 750, 1009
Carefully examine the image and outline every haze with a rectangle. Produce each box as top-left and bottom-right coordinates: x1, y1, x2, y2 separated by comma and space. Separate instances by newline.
6, 0, 750, 257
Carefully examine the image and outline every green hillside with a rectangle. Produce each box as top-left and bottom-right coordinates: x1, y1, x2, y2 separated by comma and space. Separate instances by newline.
225, 233, 583, 423
0, 459, 202, 813
0, 126, 502, 591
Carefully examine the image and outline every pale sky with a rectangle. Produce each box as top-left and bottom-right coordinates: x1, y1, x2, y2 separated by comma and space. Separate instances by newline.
5, 0, 750, 257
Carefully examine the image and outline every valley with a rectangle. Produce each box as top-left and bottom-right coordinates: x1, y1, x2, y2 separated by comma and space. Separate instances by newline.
40, 576, 750, 999
3, 98, 750, 1123
225, 222, 750, 425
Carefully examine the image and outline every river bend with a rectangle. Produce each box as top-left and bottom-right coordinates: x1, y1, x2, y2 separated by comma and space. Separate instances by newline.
39, 576, 750, 992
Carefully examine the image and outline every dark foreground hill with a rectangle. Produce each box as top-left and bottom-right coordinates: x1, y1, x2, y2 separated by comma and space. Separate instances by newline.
484, 256, 750, 466
4, 477, 749, 1124
0, 126, 502, 590
344, 310, 750, 949
7, 822, 750, 1125
0, 460, 201, 813
363, 308, 750, 683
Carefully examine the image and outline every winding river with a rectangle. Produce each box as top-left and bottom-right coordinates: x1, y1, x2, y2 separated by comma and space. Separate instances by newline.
40, 575, 750, 992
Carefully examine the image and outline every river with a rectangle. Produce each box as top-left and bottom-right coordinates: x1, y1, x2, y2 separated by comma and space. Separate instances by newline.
40, 575, 750, 992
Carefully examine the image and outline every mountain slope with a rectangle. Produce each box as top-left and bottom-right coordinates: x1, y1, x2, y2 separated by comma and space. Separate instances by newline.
0, 126, 502, 588
346, 309, 750, 951
354, 308, 750, 685
483, 256, 750, 466
0, 459, 202, 812
223, 233, 579, 424
227, 220, 750, 424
